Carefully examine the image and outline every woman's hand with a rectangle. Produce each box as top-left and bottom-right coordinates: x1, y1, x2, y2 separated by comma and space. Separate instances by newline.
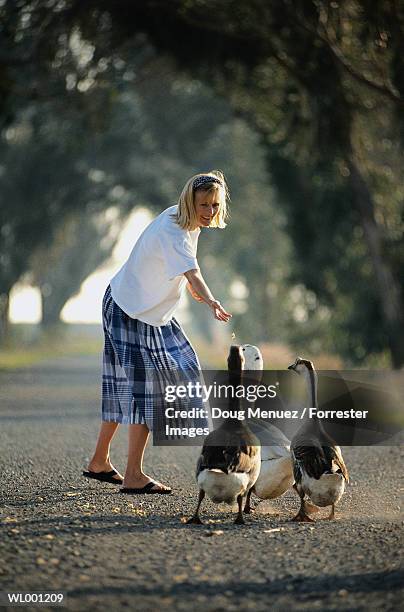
186, 282, 204, 302
208, 299, 232, 322
184, 269, 232, 322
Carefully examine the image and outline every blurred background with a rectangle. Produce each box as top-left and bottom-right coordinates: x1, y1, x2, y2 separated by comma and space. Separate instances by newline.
0, 0, 403, 369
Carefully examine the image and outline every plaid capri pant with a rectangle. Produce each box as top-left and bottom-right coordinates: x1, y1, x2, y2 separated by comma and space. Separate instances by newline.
101, 285, 206, 435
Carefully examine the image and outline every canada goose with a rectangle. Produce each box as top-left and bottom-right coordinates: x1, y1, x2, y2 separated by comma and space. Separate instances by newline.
288, 357, 349, 521
240, 344, 294, 512
186, 346, 261, 525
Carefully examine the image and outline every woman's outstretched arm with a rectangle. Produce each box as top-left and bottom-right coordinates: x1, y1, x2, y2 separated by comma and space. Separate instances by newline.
184, 269, 232, 322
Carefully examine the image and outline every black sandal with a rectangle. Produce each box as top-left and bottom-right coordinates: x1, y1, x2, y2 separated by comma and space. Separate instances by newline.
82, 469, 123, 485
119, 481, 172, 495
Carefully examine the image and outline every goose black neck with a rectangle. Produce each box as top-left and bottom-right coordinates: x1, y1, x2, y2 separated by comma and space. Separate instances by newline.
307, 369, 328, 435
223, 369, 245, 429
309, 368, 318, 410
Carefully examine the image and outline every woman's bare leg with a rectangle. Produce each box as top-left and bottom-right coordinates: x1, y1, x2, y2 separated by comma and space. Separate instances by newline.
87, 421, 123, 480
122, 424, 171, 491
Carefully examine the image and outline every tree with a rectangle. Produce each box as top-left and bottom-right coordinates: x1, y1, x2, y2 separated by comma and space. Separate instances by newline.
0, 103, 93, 341
99, 0, 402, 365
1, 0, 403, 365
31, 209, 120, 328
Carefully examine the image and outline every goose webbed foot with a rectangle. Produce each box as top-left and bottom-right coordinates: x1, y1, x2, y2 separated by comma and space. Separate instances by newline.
186, 515, 204, 525
291, 511, 314, 522
291, 497, 315, 522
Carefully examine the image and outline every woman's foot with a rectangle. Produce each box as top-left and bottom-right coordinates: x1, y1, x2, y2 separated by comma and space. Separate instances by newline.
122, 472, 171, 492
87, 460, 124, 483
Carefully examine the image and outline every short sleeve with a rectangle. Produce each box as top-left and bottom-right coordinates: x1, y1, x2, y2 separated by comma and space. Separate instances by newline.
159, 231, 199, 280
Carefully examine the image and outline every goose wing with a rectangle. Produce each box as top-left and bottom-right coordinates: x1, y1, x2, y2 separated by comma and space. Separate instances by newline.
196, 427, 256, 475
250, 418, 290, 460
196, 444, 230, 475
196, 444, 259, 477
249, 418, 291, 450
261, 445, 290, 461
325, 445, 349, 482
224, 444, 260, 473
292, 444, 330, 480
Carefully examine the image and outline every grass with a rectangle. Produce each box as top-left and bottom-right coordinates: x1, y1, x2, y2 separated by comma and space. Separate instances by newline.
196, 338, 346, 369
0, 325, 396, 371
1, 327, 401, 432
0, 328, 103, 369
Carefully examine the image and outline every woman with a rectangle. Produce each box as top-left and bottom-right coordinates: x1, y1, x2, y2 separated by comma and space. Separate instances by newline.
83, 171, 232, 494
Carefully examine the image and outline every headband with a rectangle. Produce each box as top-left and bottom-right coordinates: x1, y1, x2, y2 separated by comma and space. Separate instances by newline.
193, 175, 222, 190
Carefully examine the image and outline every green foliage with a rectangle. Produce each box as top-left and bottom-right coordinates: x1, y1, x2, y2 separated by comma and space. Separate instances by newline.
1, 0, 403, 365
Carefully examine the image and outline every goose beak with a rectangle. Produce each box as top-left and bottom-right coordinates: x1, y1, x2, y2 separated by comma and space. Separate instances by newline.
288, 357, 301, 372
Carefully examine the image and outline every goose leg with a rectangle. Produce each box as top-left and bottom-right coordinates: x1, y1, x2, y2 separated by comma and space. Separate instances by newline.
327, 504, 335, 520
234, 494, 245, 525
243, 488, 254, 514
186, 489, 205, 525
291, 493, 314, 522
293, 483, 319, 514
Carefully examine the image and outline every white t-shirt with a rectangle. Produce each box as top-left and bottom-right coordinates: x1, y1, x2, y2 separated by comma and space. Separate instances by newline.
110, 205, 200, 326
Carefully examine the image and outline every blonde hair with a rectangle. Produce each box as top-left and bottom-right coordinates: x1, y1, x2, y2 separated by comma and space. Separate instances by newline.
176, 170, 230, 230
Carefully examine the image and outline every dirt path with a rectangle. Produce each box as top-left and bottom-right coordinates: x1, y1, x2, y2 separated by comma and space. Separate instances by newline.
0, 356, 403, 611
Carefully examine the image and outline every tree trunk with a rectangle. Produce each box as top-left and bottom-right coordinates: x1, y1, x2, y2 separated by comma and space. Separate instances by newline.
258, 274, 272, 343
40, 288, 64, 330
347, 156, 404, 368
0, 291, 10, 346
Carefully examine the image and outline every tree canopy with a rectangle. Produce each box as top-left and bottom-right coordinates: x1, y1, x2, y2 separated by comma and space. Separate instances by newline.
1, 0, 403, 366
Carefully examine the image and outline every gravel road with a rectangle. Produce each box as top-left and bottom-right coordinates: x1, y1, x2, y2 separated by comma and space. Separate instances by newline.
0, 356, 403, 611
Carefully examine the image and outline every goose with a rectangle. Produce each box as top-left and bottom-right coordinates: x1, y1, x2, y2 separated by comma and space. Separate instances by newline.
288, 357, 349, 521
186, 345, 261, 525
240, 344, 294, 512
240, 343, 264, 375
